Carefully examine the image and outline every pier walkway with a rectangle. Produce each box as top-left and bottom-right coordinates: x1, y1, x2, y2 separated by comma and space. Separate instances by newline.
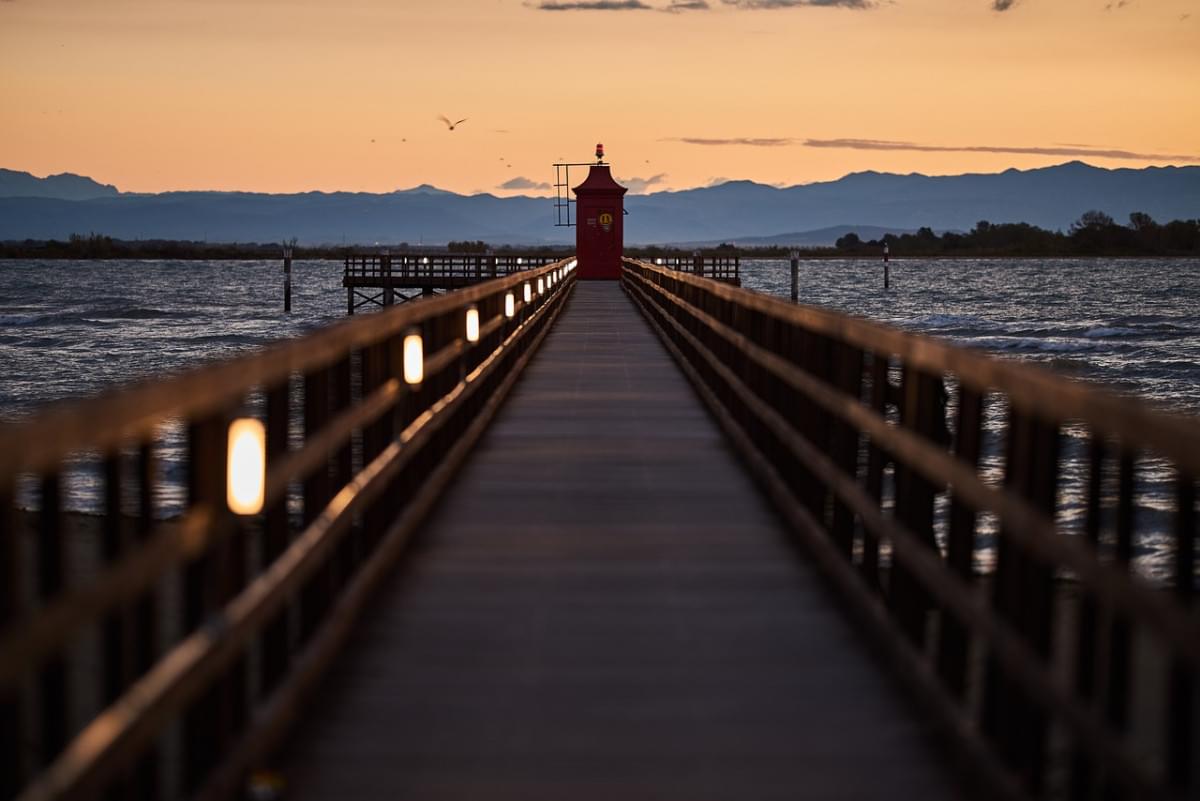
3, 259, 1197, 801
278, 283, 962, 799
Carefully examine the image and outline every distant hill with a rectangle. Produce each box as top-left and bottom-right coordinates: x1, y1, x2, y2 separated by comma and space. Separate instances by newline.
671, 225, 919, 249
0, 162, 1196, 245
0, 168, 119, 200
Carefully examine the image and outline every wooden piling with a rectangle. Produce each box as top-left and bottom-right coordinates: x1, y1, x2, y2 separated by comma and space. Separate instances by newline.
283, 248, 292, 313
790, 250, 799, 302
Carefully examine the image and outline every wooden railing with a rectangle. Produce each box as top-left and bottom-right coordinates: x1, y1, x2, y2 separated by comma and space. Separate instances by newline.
0, 259, 577, 801
641, 253, 741, 285
622, 258, 1199, 801
343, 252, 560, 284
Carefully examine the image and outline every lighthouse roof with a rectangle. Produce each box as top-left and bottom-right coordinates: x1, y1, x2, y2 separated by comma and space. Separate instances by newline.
573, 165, 628, 195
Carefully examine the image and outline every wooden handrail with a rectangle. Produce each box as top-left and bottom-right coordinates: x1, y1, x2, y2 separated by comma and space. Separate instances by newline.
0, 265, 562, 480
628, 260, 1200, 473
0, 258, 577, 801
622, 258, 1198, 800
630, 271, 1200, 667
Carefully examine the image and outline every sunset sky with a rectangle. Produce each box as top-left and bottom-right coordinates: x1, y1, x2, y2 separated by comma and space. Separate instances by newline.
2, 0, 1197, 196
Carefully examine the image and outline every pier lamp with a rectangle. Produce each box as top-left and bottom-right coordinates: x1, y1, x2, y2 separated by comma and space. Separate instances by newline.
403, 327, 424, 386
537, 277, 545, 296
656, 258, 664, 266
568, 259, 577, 271
422, 256, 429, 266
523, 282, 532, 303
504, 291, 515, 319
517, 257, 524, 266
227, 418, 265, 516
465, 304, 480, 343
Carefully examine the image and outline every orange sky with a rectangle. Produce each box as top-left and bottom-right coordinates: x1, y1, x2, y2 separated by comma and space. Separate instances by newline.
2, 0, 1197, 195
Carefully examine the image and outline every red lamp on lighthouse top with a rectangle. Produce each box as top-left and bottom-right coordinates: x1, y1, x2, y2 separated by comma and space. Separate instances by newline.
595, 143, 605, 163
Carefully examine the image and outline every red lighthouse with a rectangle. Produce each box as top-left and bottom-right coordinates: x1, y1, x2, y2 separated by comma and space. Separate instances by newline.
573, 146, 627, 280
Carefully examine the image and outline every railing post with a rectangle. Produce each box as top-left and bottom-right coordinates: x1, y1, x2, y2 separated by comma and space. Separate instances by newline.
183, 413, 228, 792
889, 367, 942, 645
302, 366, 334, 641
38, 473, 68, 765
261, 380, 291, 695
332, 356, 354, 588
102, 454, 134, 709
133, 442, 159, 801
936, 386, 984, 698
1070, 436, 1105, 800
1105, 452, 1137, 752
1169, 472, 1197, 791
829, 342, 863, 557
983, 410, 1060, 792
0, 480, 21, 799
362, 339, 393, 553
861, 353, 889, 590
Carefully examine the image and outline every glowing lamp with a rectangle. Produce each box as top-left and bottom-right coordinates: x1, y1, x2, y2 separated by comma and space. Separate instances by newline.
523, 282, 532, 303
537, 277, 545, 296
465, 305, 480, 343
227, 418, 265, 516
504, 292, 515, 318
403, 328, 424, 385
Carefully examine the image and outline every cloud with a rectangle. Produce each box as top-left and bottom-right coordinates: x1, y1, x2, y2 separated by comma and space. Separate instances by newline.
803, 137, 1200, 161
667, 137, 796, 146
721, 0, 875, 7
533, 0, 652, 9
666, 134, 1198, 162
991, 0, 1017, 10
662, 0, 710, 9
619, 173, 669, 193
499, 176, 552, 191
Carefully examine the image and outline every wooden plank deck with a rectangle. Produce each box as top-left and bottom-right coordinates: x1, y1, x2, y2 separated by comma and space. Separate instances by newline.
277, 282, 968, 800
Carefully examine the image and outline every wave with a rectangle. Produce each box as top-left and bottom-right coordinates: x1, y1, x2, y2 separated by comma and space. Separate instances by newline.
97, 307, 191, 321
0, 313, 40, 326
965, 336, 1097, 353
1082, 326, 1140, 338
188, 333, 268, 346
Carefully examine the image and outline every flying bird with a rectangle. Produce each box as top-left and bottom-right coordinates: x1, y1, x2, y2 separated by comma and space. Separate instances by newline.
438, 115, 468, 131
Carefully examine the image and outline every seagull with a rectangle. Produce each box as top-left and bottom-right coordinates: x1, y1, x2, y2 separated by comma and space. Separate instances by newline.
438, 115, 468, 131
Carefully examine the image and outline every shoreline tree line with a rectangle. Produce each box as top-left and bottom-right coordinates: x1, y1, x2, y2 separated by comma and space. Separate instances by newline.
0, 212, 1196, 260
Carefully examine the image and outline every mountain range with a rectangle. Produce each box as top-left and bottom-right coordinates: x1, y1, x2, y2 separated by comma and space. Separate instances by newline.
1, 162, 1196, 246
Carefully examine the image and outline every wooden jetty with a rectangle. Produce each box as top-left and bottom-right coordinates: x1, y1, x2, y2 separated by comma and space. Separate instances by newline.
342, 253, 563, 313
0, 258, 1197, 801
343, 251, 740, 313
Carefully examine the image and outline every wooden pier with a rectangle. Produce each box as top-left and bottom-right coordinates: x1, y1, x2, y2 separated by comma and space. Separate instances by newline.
1, 258, 1197, 801
343, 251, 740, 314
342, 252, 562, 313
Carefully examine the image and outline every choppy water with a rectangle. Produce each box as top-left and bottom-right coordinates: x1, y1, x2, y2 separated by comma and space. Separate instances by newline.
741, 258, 1200, 415
0, 260, 345, 415
1, 258, 1197, 579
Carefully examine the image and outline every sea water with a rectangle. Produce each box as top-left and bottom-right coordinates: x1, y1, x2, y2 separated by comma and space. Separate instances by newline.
1, 258, 1197, 578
